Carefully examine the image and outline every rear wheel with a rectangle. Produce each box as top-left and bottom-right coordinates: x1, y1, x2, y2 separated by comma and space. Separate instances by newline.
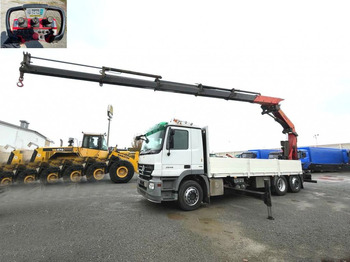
63, 166, 83, 183
272, 176, 288, 196
109, 161, 134, 183
17, 170, 37, 184
86, 164, 106, 182
178, 180, 203, 211
40, 168, 60, 185
0, 172, 13, 186
288, 175, 301, 193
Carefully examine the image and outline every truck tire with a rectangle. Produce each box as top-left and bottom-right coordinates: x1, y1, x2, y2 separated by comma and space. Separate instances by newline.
288, 175, 301, 193
63, 166, 83, 183
178, 180, 203, 211
40, 168, 60, 185
272, 176, 288, 196
17, 170, 36, 184
0, 172, 13, 186
86, 164, 106, 182
109, 161, 134, 183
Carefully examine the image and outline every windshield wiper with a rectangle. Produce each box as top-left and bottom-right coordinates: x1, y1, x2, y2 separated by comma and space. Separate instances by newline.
140, 149, 159, 155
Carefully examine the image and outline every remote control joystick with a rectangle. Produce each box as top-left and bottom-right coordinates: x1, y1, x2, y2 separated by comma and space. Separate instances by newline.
18, 17, 26, 27
31, 17, 39, 27
43, 16, 54, 26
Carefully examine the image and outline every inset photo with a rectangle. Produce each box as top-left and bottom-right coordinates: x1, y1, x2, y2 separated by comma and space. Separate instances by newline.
1, 0, 67, 48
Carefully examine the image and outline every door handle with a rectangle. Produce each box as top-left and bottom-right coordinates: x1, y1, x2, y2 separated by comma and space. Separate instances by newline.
184, 165, 191, 169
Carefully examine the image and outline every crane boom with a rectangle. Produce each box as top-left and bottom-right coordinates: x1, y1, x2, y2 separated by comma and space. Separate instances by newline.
18, 52, 298, 160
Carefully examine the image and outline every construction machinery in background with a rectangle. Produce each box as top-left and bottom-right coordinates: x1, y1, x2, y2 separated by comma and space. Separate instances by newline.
0, 133, 139, 186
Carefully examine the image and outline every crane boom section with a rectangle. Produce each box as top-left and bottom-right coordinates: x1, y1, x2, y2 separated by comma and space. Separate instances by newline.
19, 63, 281, 105
18, 53, 298, 159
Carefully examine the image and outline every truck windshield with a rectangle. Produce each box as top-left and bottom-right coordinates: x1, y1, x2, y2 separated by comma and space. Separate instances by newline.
140, 130, 165, 155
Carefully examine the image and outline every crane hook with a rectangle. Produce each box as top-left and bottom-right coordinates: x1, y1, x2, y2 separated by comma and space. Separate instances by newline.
17, 77, 24, 87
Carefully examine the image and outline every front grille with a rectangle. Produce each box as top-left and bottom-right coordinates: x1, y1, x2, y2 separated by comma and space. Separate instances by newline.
138, 164, 154, 180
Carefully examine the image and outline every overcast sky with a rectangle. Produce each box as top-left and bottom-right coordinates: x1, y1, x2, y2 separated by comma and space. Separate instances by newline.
0, 0, 349, 152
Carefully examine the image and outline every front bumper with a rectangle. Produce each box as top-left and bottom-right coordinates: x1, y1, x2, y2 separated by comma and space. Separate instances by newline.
137, 176, 178, 203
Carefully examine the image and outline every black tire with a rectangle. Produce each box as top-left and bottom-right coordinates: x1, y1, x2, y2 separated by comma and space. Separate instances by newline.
109, 161, 134, 183
0, 172, 13, 186
63, 165, 83, 183
17, 170, 37, 184
86, 164, 106, 182
288, 175, 301, 193
178, 180, 203, 211
272, 176, 288, 196
40, 168, 60, 185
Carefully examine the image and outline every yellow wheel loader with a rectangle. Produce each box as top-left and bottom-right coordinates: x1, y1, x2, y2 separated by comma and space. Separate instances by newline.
22, 133, 139, 185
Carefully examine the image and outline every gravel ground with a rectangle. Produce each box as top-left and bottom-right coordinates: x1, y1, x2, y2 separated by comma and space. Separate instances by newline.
0, 172, 349, 262
0, 0, 67, 48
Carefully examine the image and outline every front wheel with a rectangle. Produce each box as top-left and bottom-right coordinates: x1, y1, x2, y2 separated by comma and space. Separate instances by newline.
178, 180, 203, 211
109, 161, 134, 183
272, 176, 288, 196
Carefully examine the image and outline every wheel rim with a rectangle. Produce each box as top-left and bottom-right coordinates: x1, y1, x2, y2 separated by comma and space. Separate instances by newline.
24, 175, 35, 184
47, 173, 59, 183
93, 168, 105, 180
184, 186, 199, 206
291, 177, 300, 190
277, 178, 286, 192
70, 170, 82, 182
1, 177, 12, 186
116, 166, 128, 178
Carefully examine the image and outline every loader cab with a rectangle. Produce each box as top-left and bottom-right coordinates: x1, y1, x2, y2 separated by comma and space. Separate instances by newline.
82, 134, 108, 151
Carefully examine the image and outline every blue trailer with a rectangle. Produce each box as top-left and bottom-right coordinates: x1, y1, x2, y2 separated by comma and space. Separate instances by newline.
298, 147, 350, 172
240, 149, 281, 159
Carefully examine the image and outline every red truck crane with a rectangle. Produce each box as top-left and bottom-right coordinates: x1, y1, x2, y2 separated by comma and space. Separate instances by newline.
17, 52, 298, 160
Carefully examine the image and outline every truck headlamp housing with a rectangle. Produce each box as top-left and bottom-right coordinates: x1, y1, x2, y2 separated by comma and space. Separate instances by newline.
148, 182, 155, 190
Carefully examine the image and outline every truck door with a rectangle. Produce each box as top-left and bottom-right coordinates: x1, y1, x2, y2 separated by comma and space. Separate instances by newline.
161, 127, 191, 176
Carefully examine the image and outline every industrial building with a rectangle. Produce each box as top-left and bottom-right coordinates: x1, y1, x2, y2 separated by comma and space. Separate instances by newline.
0, 120, 53, 162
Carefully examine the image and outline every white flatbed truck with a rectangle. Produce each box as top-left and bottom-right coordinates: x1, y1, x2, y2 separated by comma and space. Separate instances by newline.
137, 120, 304, 211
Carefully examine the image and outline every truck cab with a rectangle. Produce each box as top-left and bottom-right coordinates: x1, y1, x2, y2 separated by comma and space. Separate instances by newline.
137, 120, 206, 206
240, 149, 280, 159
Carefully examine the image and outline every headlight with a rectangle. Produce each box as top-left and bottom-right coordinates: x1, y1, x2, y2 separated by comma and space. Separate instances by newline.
148, 182, 155, 190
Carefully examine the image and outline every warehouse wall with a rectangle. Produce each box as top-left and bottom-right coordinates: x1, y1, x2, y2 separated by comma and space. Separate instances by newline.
0, 125, 46, 150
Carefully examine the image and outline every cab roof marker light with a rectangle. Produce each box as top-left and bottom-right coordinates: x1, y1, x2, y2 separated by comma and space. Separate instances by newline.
171, 118, 193, 126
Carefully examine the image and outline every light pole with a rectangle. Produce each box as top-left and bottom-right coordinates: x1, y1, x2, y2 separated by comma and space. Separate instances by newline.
107, 105, 113, 147
313, 134, 319, 147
